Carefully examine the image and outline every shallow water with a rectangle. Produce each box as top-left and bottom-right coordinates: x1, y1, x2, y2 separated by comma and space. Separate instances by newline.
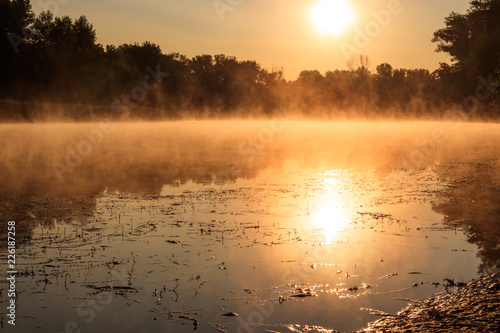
0, 121, 499, 332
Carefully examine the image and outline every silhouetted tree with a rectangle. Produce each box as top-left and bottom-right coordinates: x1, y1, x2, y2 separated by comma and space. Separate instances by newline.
433, 0, 500, 107
22, 12, 104, 103
0, 0, 33, 93
1, 0, 500, 121
374, 63, 393, 108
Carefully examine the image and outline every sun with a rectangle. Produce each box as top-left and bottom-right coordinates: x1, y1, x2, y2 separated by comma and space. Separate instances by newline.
310, 0, 355, 36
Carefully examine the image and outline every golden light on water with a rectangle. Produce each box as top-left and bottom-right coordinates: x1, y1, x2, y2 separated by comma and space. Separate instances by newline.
310, 0, 356, 36
313, 203, 348, 243
310, 176, 350, 243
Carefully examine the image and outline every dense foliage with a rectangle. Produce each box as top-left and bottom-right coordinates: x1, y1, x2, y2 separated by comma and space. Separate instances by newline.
0, 0, 499, 120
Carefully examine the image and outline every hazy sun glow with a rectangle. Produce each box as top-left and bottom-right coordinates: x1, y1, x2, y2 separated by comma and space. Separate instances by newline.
309, 174, 352, 243
313, 203, 348, 243
310, 0, 355, 36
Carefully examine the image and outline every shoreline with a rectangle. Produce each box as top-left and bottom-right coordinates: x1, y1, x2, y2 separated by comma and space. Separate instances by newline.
1, 100, 499, 123
358, 272, 500, 332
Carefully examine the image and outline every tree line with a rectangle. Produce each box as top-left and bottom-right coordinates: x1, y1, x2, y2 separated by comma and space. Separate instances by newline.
0, 0, 499, 121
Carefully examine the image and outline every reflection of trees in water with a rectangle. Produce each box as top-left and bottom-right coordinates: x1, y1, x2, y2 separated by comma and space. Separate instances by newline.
0, 196, 97, 246
2, 123, 500, 257
0, 128, 280, 240
0, 153, 262, 241
432, 160, 500, 274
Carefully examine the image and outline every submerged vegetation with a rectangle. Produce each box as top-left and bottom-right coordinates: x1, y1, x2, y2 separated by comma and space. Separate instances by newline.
0, 0, 500, 121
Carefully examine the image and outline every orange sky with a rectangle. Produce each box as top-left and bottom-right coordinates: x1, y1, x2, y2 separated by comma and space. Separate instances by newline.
32, 0, 472, 79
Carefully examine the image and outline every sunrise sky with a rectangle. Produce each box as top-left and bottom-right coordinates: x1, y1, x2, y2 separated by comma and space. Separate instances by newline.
31, 0, 472, 79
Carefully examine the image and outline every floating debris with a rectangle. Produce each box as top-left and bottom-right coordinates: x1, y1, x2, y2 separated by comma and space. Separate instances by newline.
360, 308, 393, 317
221, 312, 238, 317
84, 285, 136, 291
379, 273, 398, 279
290, 289, 316, 298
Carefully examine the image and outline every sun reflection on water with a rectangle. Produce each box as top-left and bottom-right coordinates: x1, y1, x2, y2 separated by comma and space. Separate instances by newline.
310, 172, 352, 243
313, 203, 348, 243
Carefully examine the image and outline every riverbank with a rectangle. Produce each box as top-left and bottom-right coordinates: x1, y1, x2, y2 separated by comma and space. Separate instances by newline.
359, 272, 500, 332
1, 99, 500, 123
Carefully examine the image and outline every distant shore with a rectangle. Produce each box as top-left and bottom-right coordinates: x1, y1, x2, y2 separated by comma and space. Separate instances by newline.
0, 99, 181, 123
1, 99, 499, 123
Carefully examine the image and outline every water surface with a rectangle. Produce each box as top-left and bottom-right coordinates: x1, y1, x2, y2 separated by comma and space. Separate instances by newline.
0, 121, 499, 332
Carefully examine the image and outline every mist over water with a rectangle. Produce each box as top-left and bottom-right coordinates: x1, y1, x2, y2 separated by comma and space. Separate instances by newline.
0, 120, 499, 332
1, 121, 499, 197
